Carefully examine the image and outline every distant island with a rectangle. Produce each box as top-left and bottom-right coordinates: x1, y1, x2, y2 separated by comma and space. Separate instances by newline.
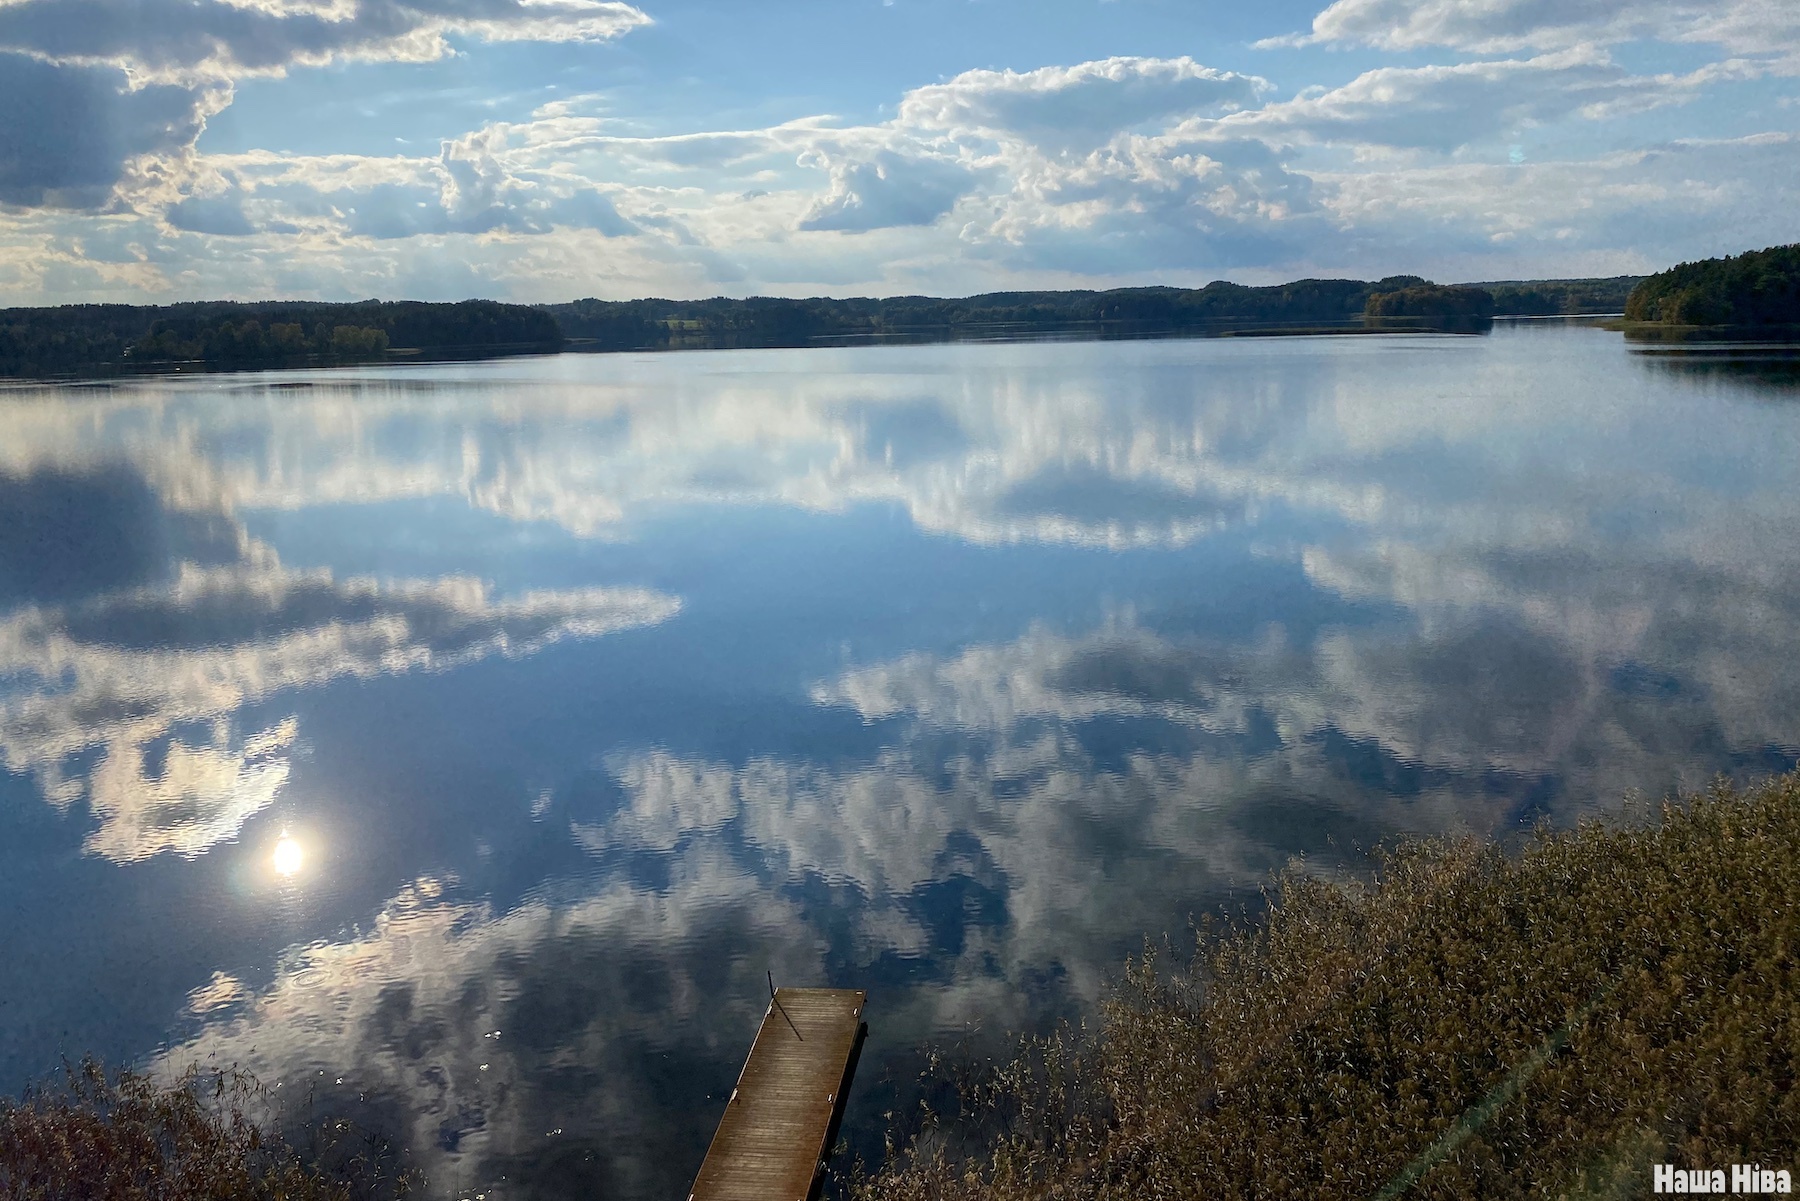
0, 274, 1643, 381
1624, 243, 1800, 337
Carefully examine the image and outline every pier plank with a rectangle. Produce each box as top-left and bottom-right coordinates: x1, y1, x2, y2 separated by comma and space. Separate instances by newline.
689, 988, 868, 1201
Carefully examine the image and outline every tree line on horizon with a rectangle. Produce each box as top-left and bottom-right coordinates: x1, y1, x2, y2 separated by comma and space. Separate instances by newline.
545, 276, 1641, 351
0, 299, 563, 379
0, 273, 1651, 379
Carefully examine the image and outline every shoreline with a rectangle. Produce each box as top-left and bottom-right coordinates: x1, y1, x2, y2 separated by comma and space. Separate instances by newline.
1, 317, 1508, 385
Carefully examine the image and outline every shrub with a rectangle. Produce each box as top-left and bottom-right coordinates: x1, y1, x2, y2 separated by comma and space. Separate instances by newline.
0, 1060, 417, 1201
854, 773, 1800, 1200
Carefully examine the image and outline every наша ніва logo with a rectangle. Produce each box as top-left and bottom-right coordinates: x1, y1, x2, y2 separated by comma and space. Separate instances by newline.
1653, 1164, 1793, 1194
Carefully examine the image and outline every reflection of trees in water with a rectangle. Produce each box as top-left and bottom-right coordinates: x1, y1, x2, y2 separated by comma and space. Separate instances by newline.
1631, 347, 1800, 392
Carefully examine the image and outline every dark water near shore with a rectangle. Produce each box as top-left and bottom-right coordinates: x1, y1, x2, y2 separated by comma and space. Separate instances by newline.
2, 325, 1798, 1199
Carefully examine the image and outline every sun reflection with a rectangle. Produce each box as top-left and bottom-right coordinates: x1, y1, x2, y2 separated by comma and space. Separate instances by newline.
272, 835, 305, 878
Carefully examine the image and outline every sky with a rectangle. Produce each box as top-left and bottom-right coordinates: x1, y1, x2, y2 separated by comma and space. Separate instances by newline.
0, 0, 1796, 304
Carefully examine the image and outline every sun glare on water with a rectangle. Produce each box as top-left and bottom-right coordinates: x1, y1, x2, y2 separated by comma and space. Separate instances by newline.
272, 836, 304, 877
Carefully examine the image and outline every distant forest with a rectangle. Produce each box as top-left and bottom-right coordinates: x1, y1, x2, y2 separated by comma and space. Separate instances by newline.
1625, 244, 1800, 330
1476, 276, 1641, 316
545, 276, 1638, 353
0, 299, 562, 379
0, 275, 1642, 380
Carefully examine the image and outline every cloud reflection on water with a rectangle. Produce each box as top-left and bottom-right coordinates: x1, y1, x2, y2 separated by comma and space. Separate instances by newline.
0, 501, 680, 861
0, 345, 1375, 550
155, 604, 1800, 1194
169, 859, 824, 1200
161, 720, 1414, 1198
148, 612, 1590, 1197
2, 330, 1799, 1200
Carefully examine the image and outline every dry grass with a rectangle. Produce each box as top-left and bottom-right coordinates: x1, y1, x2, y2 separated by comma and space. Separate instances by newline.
852, 773, 1800, 1200
0, 1059, 418, 1201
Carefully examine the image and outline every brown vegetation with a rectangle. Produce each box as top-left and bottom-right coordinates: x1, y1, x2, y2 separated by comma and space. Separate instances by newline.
853, 773, 1800, 1200
0, 1060, 417, 1201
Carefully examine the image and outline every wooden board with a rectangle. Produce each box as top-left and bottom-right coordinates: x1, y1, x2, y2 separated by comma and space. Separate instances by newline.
689, 988, 868, 1201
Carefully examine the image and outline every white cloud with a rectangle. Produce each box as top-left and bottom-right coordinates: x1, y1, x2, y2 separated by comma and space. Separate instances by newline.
433, 127, 639, 237
1269, 0, 1800, 57
1315, 133, 1800, 271
898, 57, 1268, 154
0, 0, 651, 84
1215, 49, 1756, 152
0, 0, 649, 215
774, 57, 1288, 244
0, 54, 220, 210
795, 149, 976, 232
154, 129, 640, 240
1, 18, 1794, 301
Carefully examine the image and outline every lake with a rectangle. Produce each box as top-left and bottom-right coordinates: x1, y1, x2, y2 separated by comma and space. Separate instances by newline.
2, 324, 1798, 1199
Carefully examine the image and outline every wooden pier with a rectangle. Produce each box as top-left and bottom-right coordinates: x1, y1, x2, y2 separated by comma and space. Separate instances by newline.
689, 988, 869, 1201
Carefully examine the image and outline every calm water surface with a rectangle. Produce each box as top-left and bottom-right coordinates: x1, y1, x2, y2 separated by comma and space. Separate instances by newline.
2, 325, 1798, 1198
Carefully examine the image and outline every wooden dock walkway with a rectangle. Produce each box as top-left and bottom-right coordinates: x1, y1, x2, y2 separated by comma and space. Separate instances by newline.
689, 988, 868, 1201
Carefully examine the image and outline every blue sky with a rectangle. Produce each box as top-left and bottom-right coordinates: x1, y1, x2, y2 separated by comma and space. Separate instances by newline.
1, 0, 1796, 304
